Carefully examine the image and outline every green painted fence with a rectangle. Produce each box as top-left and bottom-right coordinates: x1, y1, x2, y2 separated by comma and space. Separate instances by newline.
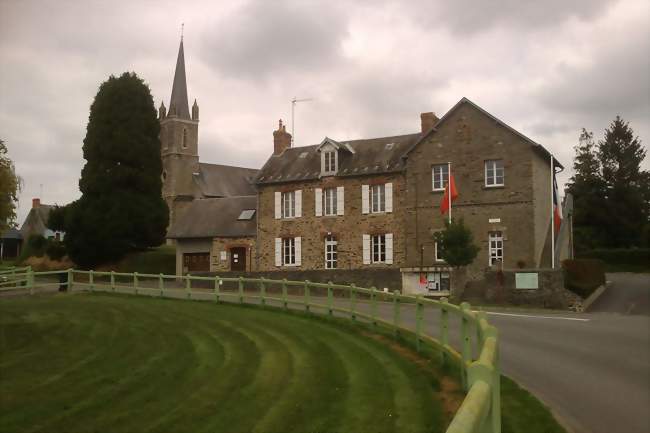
1, 268, 501, 433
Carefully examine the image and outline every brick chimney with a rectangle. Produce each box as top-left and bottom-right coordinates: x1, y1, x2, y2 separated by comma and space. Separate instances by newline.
420, 112, 439, 132
273, 119, 292, 155
32, 198, 41, 208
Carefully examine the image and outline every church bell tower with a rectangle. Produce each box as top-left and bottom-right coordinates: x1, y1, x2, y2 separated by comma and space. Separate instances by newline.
159, 36, 199, 227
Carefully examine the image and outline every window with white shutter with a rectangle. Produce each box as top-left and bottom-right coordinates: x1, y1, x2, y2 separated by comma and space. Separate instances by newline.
295, 237, 302, 266
282, 238, 296, 265
370, 184, 386, 213
295, 190, 302, 217
362, 234, 370, 264
274, 238, 282, 266
362, 185, 369, 214
274, 192, 281, 219
315, 188, 323, 216
385, 183, 393, 213
371, 234, 386, 263
323, 188, 337, 216
281, 191, 295, 218
336, 186, 344, 216
385, 233, 393, 264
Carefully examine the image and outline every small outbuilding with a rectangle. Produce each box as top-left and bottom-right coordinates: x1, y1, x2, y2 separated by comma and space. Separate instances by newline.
0, 228, 22, 260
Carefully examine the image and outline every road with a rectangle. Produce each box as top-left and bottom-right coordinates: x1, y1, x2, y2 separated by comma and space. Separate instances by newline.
11, 274, 650, 433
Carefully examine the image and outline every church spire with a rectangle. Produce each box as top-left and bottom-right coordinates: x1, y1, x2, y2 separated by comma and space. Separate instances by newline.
169, 36, 190, 120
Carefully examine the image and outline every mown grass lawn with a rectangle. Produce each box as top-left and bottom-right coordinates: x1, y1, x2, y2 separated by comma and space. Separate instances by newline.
0, 293, 451, 433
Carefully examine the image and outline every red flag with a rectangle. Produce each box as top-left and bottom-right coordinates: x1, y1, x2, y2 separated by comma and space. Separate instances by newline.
440, 174, 459, 215
553, 175, 562, 233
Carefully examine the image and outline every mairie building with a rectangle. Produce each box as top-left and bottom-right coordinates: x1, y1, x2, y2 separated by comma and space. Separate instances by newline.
163, 38, 572, 296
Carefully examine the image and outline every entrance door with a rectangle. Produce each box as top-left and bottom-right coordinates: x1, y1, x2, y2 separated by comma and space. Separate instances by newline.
183, 252, 210, 273
230, 247, 246, 271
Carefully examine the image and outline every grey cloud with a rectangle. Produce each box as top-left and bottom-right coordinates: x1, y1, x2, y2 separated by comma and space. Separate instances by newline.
200, 0, 349, 79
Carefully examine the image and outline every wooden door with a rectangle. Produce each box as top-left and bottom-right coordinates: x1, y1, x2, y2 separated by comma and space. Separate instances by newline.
230, 247, 246, 271
183, 252, 210, 273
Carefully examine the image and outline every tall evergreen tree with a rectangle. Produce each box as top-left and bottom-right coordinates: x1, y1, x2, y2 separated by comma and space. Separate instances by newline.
597, 116, 649, 247
64, 72, 168, 268
566, 129, 607, 251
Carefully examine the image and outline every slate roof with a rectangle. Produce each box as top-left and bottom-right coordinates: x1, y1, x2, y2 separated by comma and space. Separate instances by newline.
168, 39, 191, 119
1, 228, 22, 240
193, 163, 258, 198
255, 133, 422, 185
167, 196, 257, 239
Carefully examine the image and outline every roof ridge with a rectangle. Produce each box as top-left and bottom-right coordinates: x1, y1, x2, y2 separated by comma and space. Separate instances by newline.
199, 162, 259, 171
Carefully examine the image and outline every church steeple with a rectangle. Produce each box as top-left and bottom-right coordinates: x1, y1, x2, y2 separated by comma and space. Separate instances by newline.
169, 37, 191, 120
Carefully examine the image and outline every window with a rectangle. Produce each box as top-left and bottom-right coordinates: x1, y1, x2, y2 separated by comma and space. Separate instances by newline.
485, 160, 504, 187
371, 234, 386, 263
489, 231, 503, 266
432, 164, 449, 191
323, 188, 337, 216
182, 128, 188, 148
283, 238, 296, 265
325, 235, 337, 269
425, 272, 450, 292
435, 241, 444, 262
323, 151, 337, 173
370, 184, 385, 213
237, 209, 256, 220
282, 191, 295, 218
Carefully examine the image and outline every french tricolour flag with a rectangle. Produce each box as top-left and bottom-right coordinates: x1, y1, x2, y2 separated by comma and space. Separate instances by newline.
553, 175, 563, 233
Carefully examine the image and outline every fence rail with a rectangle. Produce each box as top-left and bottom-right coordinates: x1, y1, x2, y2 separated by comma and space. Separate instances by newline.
2, 268, 501, 433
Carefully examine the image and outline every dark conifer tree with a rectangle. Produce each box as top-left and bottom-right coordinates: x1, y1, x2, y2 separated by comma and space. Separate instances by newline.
64, 72, 168, 268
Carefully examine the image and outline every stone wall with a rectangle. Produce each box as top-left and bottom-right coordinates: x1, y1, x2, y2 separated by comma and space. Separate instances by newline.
256, 173, 406, 271
464, 268, 566, 308
211, 237, 257, 272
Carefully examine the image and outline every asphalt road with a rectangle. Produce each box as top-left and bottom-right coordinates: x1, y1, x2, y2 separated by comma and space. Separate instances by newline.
590, 273, 650, 315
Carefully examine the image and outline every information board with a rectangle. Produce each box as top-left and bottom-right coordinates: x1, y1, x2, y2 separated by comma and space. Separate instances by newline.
515, 272, 539, 289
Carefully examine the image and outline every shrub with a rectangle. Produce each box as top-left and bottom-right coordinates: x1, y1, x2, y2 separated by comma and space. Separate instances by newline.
562, 259, 606, 298
578, 248, 650, 268
45, 240, 67, 261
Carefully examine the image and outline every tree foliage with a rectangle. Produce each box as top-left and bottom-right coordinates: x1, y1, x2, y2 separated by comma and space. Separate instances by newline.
567, 117, 649, 250
0, 139, 22, 232
434, 218, 480, 268
63, 72, 168, 268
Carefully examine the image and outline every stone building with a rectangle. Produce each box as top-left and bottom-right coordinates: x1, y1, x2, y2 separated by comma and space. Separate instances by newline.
161, 37, 258, 273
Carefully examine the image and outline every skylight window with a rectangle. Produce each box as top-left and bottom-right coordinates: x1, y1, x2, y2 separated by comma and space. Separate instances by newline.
238, 209, 256, 220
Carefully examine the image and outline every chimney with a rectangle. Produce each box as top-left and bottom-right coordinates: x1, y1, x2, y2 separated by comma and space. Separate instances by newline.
273, 119, 292, 155
420, 112, 439, 133
32, 198, 41, 208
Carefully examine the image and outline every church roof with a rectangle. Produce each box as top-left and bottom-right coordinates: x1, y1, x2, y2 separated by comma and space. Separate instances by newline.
167, 196, 257, 239
193, 163, 258, 198
169, 39, 191, 119
255, 133, 422, 185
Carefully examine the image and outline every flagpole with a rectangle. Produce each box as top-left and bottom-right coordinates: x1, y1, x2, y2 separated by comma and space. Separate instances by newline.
448, 161, 452, 224
550, 154, 555, 269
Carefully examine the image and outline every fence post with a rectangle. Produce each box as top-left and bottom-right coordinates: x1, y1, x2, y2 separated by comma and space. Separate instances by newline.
304, 280, 310, 313
440, 297, 449, 366
28, 268, 34, 295
89, 270, 94, 292
260, 278, 266, 307
327, 281, 333, 316
159, 273, 164, 297
110, 271, 115, 292
460, 302, 472, 391
134, 272, 139, 295
415, 295, 423, 352
238, 277, 244, 304
67, 268, 73, 291
370, 286, 377, 326
214, 276, 220, 303
350, 283, 357, 321
282, 279, 288, 310
186, 274, 191, 299
393, 290, 401, 338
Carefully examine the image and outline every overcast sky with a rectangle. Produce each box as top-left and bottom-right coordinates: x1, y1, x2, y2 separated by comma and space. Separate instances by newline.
1, 0, 648, 224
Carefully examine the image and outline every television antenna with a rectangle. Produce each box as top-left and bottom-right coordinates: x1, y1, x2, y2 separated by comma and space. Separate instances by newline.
291, 96, 313, 145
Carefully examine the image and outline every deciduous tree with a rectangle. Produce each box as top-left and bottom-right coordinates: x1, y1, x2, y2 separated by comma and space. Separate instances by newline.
0, 139, 22, 232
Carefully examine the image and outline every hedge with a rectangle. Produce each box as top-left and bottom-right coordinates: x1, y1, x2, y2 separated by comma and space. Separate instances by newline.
578, 248, 650, 266
562, 259, 606, 299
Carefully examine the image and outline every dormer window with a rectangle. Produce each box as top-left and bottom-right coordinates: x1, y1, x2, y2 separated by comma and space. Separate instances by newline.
322, 150, 337, 175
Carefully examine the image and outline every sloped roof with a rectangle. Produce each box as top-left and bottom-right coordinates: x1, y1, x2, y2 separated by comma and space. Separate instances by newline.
403, 97, 564, 169
167, 196, 257, 239
20, 204, 54, 238
1, 228, 22, 240
193, 163, 258, 198
255, 133, 421, 185
168, 39, 191, 120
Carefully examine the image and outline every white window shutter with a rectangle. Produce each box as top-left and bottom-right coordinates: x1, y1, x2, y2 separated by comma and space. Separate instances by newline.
274, 238, 282, 266
362, 234, 370, 264
295, 237, 302, 266
362, 185, 369, 214
274, 192, 281, 219
337, 186, 344, 216
315, 188, 322, 217
385, 233, 393, 264
385, 183, 393, 213
295, 190, 302, 217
